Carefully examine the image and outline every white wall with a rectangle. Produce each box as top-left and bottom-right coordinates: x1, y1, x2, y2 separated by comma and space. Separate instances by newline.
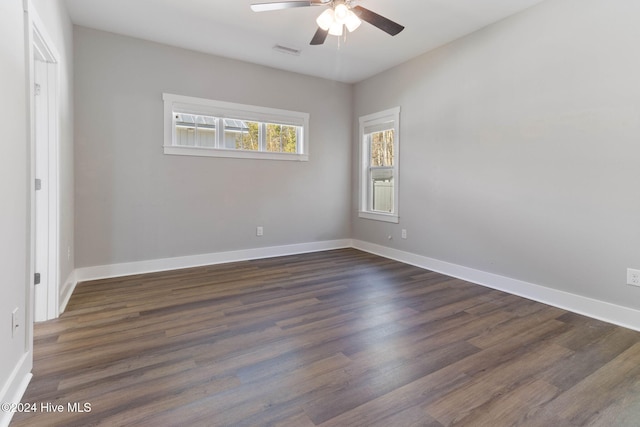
353, 0, 640, 311
74, 27, 352, 268
0, 0, 32, 416
0, 0, 73, 418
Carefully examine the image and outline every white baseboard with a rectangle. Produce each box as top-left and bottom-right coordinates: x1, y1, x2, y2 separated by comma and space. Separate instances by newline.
73, 239, 353, 286
0, 353, 32, 427
59, 269, 78, 314
352, 239, 640, 332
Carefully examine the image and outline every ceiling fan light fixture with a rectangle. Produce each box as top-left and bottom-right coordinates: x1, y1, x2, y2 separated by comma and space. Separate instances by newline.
328, 21, 344, 36
317, 3, 359, 36
316, 8, 334, 31
344, 10, 361, 32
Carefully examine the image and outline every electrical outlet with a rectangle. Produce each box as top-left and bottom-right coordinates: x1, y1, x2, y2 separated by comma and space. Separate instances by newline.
401, 229, 407, 239
628, 268, 640, 287
256, 226, 263, 237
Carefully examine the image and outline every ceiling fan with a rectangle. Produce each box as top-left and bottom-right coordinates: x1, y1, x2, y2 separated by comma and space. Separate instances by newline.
250, 1, 404, 45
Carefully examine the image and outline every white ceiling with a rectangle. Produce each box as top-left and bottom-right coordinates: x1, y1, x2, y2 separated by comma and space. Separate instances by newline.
64, 0, 546, 83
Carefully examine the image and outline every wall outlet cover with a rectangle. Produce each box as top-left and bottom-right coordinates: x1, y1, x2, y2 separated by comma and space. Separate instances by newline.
627, 268, 640, 287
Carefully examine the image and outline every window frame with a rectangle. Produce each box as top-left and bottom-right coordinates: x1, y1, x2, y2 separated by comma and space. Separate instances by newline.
163, 93, 309, 161
358, 107, 400, 223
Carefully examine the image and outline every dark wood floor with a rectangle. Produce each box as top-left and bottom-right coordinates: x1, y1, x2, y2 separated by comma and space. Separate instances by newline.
11, 249, 640, 426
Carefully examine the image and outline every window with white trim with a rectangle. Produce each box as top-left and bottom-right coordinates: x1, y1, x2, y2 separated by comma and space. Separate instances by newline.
163, 93, 309, 161
359, 107, 400, 223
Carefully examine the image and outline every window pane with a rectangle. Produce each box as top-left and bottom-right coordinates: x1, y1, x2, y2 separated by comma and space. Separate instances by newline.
224, 120, 259, 151
197, 127, 216, 147
370, 168, 394, 212
358, 106, 399, 221
266, 123, 298, 153
175, 112, 216, 147
165, 94, 309, 160
176, 124, 196, 146
370, 129, 394, 167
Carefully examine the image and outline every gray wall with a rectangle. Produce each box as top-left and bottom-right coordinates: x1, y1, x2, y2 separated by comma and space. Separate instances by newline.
0, 0, 31, 402
74, 27, 352, 268
353, 0, 640, 310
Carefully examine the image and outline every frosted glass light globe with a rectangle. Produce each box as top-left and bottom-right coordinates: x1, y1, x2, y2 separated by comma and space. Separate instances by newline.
334, 4, 349, 24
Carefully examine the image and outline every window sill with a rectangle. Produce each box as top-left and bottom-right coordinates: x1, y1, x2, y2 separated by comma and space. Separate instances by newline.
164, 145, 309, 162
358, 211, 399, 223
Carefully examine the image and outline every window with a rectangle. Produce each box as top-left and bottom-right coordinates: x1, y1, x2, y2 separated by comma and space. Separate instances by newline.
359, 107, 400, 223
163, 93, 309, 161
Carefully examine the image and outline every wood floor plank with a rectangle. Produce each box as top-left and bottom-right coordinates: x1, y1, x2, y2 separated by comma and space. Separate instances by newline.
10, 248, 640, 426
368, 406, 443, 427
424, 343, 573, 425
542, 326, 640, 391
529, 342, 640, 425
303, 340, 480, 424
448, 379, 560, 427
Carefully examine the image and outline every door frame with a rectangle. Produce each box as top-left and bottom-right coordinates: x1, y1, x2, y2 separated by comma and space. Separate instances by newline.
27, 2, 60, 322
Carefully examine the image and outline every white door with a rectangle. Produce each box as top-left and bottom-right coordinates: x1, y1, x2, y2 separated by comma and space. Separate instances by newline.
32, 24, 59, 321
34, 58, 49, 321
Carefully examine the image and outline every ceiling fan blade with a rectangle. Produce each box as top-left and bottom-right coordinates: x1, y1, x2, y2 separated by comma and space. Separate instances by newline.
310, 27, 328, 45
352, 6, 404, 36
251, 1, 328, 12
